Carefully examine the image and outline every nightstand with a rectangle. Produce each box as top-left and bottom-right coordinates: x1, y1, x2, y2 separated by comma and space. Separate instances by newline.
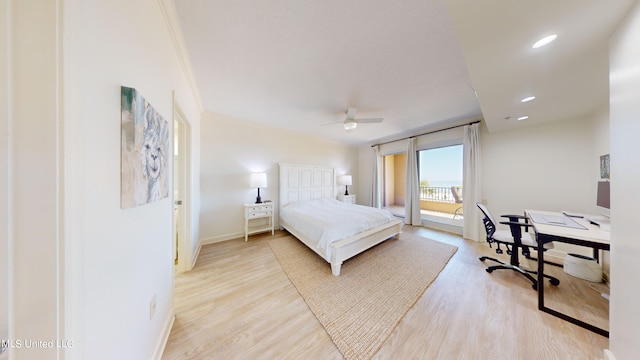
337, 194, 356, 204
244, 202, 274, 241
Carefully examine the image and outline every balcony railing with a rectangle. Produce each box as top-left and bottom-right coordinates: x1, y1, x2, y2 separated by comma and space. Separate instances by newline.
420, 186, 462, 203
419, 186, 463, 217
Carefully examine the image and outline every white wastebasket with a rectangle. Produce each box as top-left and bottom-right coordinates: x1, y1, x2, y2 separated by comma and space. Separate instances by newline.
563, 253, 602, 282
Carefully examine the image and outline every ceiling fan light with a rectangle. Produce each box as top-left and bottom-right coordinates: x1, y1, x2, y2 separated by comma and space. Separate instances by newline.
532, 34, 557, 48
344, 121, 357, 130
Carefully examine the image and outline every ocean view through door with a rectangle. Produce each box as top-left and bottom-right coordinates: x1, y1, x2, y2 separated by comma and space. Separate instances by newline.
418, 144, 464, 230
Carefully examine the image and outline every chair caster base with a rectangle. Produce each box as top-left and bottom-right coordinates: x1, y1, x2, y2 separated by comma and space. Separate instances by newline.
478, 256, 560, 290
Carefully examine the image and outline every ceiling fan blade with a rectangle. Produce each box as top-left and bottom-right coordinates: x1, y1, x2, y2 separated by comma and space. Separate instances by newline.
356, 117, 384, 124
319, 120, 343, 126
346, 107, 358, 120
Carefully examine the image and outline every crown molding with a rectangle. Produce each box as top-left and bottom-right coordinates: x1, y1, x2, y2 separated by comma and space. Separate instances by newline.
156, 0, 203, 112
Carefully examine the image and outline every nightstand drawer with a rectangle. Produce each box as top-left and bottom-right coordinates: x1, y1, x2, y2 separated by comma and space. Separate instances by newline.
337, 195, 356, 204
245, 204, 272, 213
247, 210, 272, 218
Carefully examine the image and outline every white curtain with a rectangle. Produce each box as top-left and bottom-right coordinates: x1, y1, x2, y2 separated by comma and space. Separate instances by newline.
370, 145, 381, 208
404, 138, 421, 225
463, 123, 482, 241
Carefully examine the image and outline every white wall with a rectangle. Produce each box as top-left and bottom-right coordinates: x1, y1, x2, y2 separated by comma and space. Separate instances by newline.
480, 110, 608, 256
5, 0, 200, 359
481, 112, 606, 215
65, 0, 202, 357
0, 0, 9, 353
199, 112, 358, 243
9, 1, 61, 358
609, 1, 640, 358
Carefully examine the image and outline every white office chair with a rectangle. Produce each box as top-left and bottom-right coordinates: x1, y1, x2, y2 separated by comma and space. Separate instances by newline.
450, 186, 463, 219
476, 202, 560, 289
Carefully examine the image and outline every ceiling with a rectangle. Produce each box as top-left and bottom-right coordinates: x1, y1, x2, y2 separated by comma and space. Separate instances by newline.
174, 0, 635, 145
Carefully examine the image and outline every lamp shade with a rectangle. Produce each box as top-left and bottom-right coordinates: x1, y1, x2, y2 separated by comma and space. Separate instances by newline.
337, 175, 352, 186
250, 172, 268, 188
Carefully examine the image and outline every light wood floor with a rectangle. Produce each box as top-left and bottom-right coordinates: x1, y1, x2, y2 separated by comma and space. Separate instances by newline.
162, 226, 609, 360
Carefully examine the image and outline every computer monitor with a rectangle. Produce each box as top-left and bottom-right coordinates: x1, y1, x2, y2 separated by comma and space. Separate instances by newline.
596, 181, 610, 218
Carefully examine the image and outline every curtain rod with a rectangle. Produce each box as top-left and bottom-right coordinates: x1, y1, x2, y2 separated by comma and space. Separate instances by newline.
370, 120, 481, 148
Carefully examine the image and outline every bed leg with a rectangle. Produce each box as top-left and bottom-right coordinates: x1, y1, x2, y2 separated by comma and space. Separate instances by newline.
331, 262, 342, 276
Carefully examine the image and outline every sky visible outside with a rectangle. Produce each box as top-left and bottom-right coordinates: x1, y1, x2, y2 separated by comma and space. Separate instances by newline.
418, 144, 463, 187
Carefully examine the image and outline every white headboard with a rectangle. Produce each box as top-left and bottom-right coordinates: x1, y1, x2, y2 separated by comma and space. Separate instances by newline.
279, 163, 335, 209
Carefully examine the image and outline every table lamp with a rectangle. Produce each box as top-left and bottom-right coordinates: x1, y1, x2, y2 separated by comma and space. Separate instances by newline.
338, 175, 352, 196
250, 172, 268, 203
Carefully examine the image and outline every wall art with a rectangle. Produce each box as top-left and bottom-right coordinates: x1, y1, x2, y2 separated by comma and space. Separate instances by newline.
600, 154, 610, 179
121, 86, 170, 208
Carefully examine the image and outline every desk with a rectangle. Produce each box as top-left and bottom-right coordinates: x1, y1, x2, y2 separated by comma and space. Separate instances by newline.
526, 210, 610, 337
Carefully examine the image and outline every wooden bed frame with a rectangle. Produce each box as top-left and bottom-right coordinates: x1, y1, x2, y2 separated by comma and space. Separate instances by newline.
278, 163, 402, 276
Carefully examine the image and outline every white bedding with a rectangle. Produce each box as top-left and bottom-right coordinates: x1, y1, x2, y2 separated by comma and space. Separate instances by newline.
279, 198, 397, 258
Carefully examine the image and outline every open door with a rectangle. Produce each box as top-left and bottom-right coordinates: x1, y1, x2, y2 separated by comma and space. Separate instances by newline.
172, 102, 192, 273
173, 120, 181, 265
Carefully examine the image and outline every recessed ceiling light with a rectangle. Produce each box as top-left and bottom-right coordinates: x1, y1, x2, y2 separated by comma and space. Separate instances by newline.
517, 116, 529, 121
532, 34, 557, 48
521, 96, 536, 103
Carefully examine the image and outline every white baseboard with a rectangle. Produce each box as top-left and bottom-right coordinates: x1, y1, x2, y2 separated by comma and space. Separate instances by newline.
543, 249, 565, 265
152, 311, 175, 360
190, 241, 202, 270
603, 349, 616, 360
421, 220, 463, 235
200, 231, 243, 245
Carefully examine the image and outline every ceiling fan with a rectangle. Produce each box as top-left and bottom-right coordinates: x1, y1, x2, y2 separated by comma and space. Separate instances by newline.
341, 107, 384, 131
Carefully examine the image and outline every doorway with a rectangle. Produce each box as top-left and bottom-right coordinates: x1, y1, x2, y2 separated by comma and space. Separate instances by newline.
380, 145, 464, 232
173, 103, 192, 273
417, 144, 464, 229
382, 153, 406, 217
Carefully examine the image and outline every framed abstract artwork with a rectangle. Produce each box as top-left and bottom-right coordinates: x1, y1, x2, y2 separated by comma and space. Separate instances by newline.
600, 154, 610, 180
121, 86, 170, 208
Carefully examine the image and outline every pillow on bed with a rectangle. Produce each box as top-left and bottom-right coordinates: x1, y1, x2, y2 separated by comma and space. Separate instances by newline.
284, 197, 342, 208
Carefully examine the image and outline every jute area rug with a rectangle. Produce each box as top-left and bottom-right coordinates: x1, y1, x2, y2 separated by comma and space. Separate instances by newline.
267, 232, 457, 360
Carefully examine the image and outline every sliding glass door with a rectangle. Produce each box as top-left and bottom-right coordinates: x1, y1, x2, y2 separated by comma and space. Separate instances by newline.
417, 144, 464, 227
379, 144, 464, 230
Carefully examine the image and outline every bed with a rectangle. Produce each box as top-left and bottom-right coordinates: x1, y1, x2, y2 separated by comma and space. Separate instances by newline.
278, 163, 403, 276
